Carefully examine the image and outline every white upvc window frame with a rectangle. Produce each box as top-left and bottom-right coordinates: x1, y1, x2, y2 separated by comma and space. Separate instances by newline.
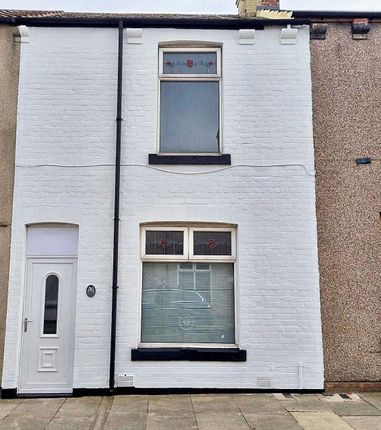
141, 226, 188, 261
157, 47, 223, 156
139, 224, 238, 348
141, 226, 235, 262
189, 227, 236, 262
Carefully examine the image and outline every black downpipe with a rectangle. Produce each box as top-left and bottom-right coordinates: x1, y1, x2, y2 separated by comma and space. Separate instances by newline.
109, 20, 124, 393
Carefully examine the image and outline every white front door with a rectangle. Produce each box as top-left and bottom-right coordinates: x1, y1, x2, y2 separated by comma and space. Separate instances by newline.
19, 259, 77, 394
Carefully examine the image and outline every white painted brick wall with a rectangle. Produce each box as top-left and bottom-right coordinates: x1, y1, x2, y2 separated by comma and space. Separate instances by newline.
3, 25, 323, 390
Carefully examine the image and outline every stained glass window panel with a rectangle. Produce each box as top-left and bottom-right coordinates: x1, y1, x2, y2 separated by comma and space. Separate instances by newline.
163, 52, 218, 75
193, 231, 232, 256
145, 230, 184, 255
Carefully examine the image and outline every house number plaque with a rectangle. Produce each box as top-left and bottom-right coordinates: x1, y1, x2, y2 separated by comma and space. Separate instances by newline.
86, 285, 96, 298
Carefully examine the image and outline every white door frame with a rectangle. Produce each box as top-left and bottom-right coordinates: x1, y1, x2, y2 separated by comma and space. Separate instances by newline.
18, 257, 77, 395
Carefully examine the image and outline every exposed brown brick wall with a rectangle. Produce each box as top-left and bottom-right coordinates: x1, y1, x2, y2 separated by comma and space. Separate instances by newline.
0, 26, 19, 382
311, 23, 381, 383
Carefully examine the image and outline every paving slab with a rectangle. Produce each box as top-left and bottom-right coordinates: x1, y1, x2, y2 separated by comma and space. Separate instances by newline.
195, 412, 250, 430
103, 412, 147, 430
191, 394, 240, 413
343, 415, 381, 430
243, 412, 303, 430
7, 398, 66, 419
46, 416, 93, 430
0, 416, 49, 430
284, 395, 331, 413
234, 394, 288, 414
55, 396, 101, 418
92, 397, 113, 430
147, 412, 198, 430
359, 393, 381, 411
110, 395, 148, 414
146, 395, 197, 430
291, 411, 354, 430
325, 398, 381, 416
0, 400, 22, 420
149, 394, 193, 416
104, 396, 147, 430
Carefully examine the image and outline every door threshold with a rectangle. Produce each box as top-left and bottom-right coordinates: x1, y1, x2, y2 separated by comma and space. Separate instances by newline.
18, 392, 73, 398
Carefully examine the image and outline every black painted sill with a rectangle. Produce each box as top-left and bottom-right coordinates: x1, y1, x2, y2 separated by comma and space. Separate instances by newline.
149, 154, 231, 165
131, 348, 246, 362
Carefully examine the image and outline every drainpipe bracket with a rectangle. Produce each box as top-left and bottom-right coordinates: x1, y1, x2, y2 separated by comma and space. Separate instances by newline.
352, 18, 371, 40
13, 25, 30, 43
310, 23, 328, 40
238, 29, 256, 44
126, 28, 143, 44
280, 25, 298, 44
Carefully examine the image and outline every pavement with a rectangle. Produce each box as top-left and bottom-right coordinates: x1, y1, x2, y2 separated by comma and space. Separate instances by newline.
0, 392, 381, 429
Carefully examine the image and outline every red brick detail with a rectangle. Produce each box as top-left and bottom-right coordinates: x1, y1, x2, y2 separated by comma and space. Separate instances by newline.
325, 381, 381, 393
260, 0, 279, 8
353, 18, 369, 24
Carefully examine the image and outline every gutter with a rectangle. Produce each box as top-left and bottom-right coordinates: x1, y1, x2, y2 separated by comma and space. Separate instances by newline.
109, 20, 124, 393
0, 16, 310, 28
293, 11, 381, 20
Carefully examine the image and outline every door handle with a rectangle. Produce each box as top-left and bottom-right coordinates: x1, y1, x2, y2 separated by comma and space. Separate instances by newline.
24, 318, 33, 332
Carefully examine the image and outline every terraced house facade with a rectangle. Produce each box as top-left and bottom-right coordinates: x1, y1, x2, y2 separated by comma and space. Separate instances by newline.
0, 2, 324, 396
294, 9, 381, 393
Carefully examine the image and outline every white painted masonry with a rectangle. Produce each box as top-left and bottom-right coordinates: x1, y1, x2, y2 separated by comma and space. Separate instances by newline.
3, 24, 324, 390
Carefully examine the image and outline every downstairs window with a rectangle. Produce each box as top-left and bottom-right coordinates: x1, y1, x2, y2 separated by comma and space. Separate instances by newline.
141, 226, 236, 346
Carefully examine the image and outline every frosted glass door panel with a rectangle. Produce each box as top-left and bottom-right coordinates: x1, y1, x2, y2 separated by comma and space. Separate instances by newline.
27, 226, 79, 257
43, 275, 59, 335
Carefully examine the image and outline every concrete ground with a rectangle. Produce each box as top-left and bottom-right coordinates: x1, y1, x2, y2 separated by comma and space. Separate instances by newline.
0, 392, 380, 429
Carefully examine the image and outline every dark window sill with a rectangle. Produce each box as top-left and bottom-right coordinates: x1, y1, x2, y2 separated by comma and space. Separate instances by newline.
149, 154, 231, 165
131, 348, 246, 362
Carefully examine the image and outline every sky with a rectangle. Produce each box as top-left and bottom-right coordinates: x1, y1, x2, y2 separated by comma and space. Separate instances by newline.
0, 0, 380, 13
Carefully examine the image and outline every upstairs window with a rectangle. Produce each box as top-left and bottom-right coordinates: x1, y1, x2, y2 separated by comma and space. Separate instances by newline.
159, 47, 222, 154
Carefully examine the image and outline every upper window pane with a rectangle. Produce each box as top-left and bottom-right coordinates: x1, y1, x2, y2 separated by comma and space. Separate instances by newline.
160, 81, 219, 153
193, 231, 232, 256
145, 230, 184, 255
163, 52, 217, 75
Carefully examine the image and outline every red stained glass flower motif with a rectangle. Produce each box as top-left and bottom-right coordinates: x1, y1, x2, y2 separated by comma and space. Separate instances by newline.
186, 59, 194, 68
207, 239, 217, 249
159, 238, 169, 248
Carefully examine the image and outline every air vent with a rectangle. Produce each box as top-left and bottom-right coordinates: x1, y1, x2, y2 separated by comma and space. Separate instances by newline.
321, 393, 360, 402
274, 393, 294, 401
117, 374, 134, 387
257, 377, 271, 388
339, 393, 352, 400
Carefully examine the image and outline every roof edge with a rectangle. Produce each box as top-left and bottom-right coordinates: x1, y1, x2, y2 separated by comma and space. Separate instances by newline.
293, 10, 381, 20
0, 15, 310, 28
